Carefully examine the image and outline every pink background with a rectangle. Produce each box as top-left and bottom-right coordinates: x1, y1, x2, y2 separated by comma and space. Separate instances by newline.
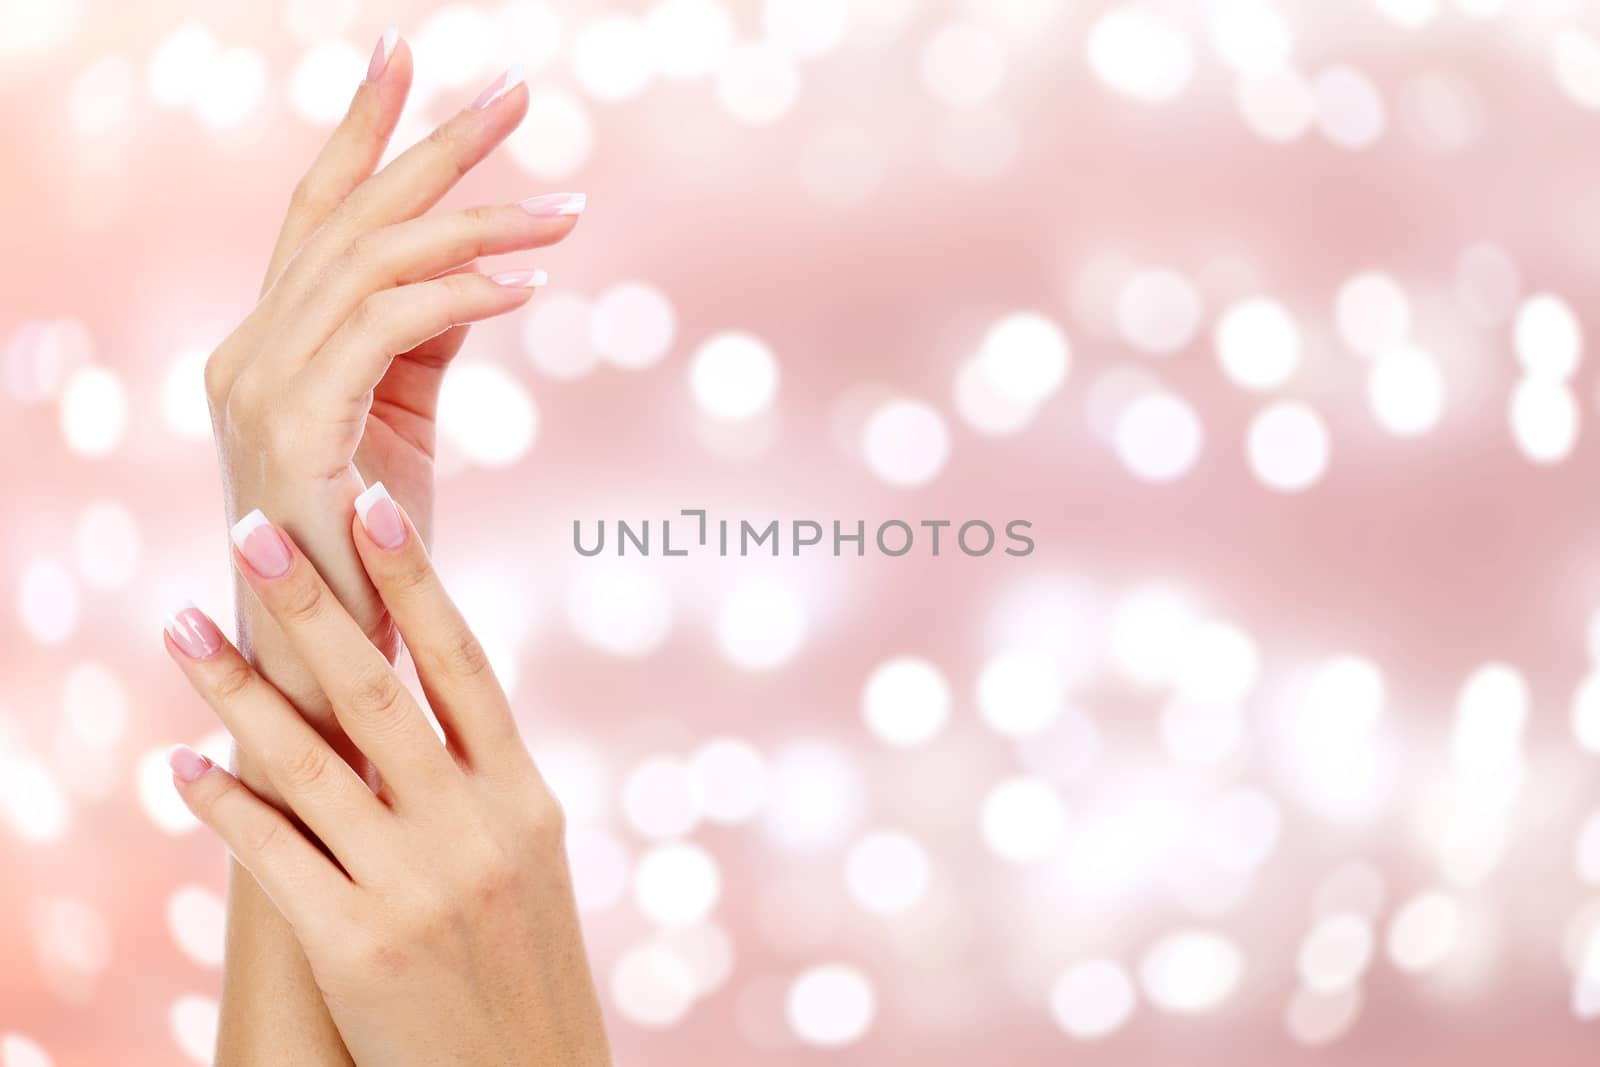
5, 0, 1600, 1063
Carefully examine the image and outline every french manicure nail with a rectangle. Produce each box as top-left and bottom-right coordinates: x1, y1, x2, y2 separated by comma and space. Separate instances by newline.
168, 744, 213, 783
490, 269, 548, 288
470, 64, 524, 110
519, 193, 586, 217
366, 26, 399, 83
354, 481, 408, 550
165, 600, 223, 659
230, 509, 292, 579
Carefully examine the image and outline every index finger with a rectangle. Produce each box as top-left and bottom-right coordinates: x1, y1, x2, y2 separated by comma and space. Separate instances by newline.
262, 27, 414, 295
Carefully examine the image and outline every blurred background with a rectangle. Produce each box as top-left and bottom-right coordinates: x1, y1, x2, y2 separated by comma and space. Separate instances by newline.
6, 0, 1600, 1062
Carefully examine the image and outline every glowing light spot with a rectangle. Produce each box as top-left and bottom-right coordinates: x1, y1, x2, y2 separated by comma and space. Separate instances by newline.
566, 563, 672, 658
161, 347, 212, 440
1247, 401, 1330, 492
716, 43, 799, 125
1509, 378, 1578, 464
715, 580, 806, 671
289, 40, 365, 126
862, 657, 951, 747
1174, 620, 1260, 705
1215, 298, 1300, 390
73, 502, 140, 591
1086, 6, 1194, 103
138, 748, 199, 834
1139, 931, 1242, 1014
507, 87, 594, 179
19, 561, 78, 645
59, 365, 126, 457
658, 921, 735, 996
591, 282, 677, 370
567, 827, 630, 912
1286, 985, 1362, 1047
1298, 913, 1375, 991
1209, 0, 1292, 75
974, 312, 1070, 407
1555, 28, 1600, 110
413, 5, 495, 89
437, 362, 537, 467
1114, 391, 1203, 483
647, 0, 735, 80
148, 23, 218, 109
1513, 293, 1582, 381
1050, 960, 1137, 1039
689, 738, 769, 824
193, 46, 267, 130
920, 23, 1007, 108
690, 332, 779, 420
1314, 65, 1386, 149
1387, 890, 1462, 972
1110, 585, 1198, 688
0, 1033, 53, 1067
623, 757, 701, 840
166, 885, 225, 968
1367, 346, 1445, 437
1574, 673, 1600, 752
1, 756, 68, 842
787, 965, 876, 1047
981, 776, 1066, 863
1117, 269, 1202, 355
977, 649, 1065, 737
765, 0, 851, 59
844, 830, 930, 915
634, 842, 721, 927
612, 943, 696, 1027
1373, 0, 1439, 28
861, 398, 951, 488
523, 292, 599, 379
62, 661, 127, 745
1280, 657, 1394, 823
764, 742, 863, 851
1236, 70, 1315, 142
286, 0, 361, 43
169, 994, 218, 1064
1336, 272, 1410, 356
572, 14, 655, 102
70, 54, 136, 140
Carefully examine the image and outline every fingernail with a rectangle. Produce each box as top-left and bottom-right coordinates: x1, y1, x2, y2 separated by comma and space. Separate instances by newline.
469, 64, 524, 110
366, 26, 399, 83
230, 509, 292, 579
490, 269, 548, 288
519, 193, 586, 217
168, 744, 213, 783
354, 481, 408, 550
165, 600, 223, 659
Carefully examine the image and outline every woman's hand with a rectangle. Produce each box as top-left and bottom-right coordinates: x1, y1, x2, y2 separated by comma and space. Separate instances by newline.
163, 486, 611, 1066
205, 31, 582, 734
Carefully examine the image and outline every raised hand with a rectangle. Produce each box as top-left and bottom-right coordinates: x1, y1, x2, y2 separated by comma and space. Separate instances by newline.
165, 487, 611, 1066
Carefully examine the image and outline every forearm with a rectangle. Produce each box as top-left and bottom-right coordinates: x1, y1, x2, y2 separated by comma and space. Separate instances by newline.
214, 483, 391, 1067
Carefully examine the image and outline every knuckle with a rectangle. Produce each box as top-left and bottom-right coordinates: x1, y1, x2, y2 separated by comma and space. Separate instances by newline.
350, 292, 389, 338
388, 556, 435, 597
289, 175, 333, 217
276, 573, 326, 626
279, 743, 333, 791
345, 666, 407, 723
202, 353, 232, 406
433, 629, 492, 682
524, 791, 567, 851
209, 661, 256, 705
463, 204, 497, 228
425, 124, 472, 179
246, 812, 286, 858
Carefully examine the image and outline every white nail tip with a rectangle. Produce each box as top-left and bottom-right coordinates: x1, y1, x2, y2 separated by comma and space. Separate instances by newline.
557, 193, 586, 215
163, 598, 198, 635
381, 26, 399, 55
229, 509, 269, 551
354, 482, 391, 525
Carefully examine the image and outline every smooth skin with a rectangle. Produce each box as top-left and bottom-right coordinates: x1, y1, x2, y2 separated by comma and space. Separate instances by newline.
200, 31, 581, 1066
167, 502, 611, 1067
